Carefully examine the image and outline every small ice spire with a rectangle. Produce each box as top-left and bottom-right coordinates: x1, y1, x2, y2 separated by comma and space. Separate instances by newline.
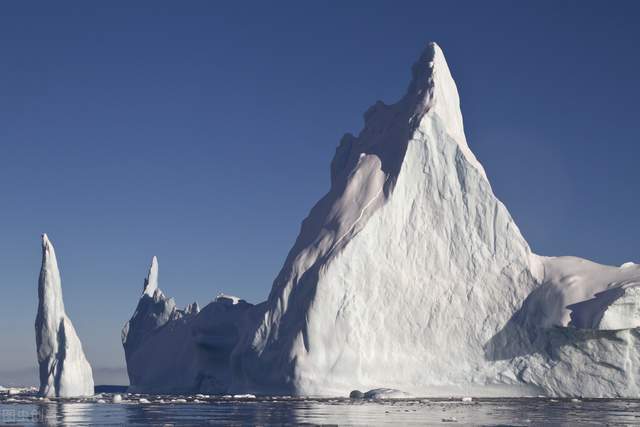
143, 256, 159, 297
36, 233, 94, 397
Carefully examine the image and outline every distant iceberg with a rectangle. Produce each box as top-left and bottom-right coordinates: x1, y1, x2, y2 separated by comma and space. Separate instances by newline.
122, 43, 640, 397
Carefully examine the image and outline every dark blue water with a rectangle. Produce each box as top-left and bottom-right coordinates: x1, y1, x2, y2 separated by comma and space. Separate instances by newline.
2, 393, 640, 425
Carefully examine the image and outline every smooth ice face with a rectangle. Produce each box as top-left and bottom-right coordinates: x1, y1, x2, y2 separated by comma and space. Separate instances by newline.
122, 43, 640, 398
35, 234, 94, 398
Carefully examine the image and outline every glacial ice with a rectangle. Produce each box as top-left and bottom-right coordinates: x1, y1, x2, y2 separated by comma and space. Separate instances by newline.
122, 43, 640, 397
122, 257, 253, 394
36, 234, 94, 397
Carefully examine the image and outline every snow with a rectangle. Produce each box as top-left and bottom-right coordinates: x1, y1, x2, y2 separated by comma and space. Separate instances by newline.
519, 256, 640, 329
35, 234, 94, 397
121, 42, 640, 398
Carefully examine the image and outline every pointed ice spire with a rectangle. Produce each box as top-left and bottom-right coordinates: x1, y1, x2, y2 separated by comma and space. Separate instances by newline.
408, 42, 488, 180
35, 234, 94, 397
38, 234, 65, 325
143, 256, 159, 297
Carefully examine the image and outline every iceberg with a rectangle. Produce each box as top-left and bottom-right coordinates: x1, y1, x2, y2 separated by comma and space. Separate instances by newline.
36, 234, 94, 397
122, 43, 640, 397
122, 256, 253, 394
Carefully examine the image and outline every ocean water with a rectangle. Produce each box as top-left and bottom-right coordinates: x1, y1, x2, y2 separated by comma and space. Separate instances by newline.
2, 393, 640, 425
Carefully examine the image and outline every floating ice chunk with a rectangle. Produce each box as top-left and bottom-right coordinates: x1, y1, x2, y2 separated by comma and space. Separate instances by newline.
363, 388, 410, 399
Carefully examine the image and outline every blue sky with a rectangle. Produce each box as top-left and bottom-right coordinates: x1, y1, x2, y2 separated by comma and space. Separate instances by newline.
1, 1, 639, 385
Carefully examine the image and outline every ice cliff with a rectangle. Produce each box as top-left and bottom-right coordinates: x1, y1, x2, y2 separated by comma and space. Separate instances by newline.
36, 234, 94, 397
122, 43, 640, 397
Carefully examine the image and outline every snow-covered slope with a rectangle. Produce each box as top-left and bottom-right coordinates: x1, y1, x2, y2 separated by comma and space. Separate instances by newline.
520, 257, 640, 330
35, 234, 94, 397
122, 42, 640, 397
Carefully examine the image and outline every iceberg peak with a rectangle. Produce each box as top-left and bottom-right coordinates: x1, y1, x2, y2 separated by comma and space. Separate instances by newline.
143, 256, 158, 297
406, 42, 487, 180
41, 233, 51, 249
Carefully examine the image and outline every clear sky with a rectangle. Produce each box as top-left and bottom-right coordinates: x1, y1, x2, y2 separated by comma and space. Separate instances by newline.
1, 1, 639, 385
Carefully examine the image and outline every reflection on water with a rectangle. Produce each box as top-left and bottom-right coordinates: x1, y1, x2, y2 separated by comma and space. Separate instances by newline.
2, 396, 640, 425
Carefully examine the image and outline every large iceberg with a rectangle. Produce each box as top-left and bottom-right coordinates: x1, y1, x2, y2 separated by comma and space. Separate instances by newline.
122, 43, 640, 397
36, 234, 94, 397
